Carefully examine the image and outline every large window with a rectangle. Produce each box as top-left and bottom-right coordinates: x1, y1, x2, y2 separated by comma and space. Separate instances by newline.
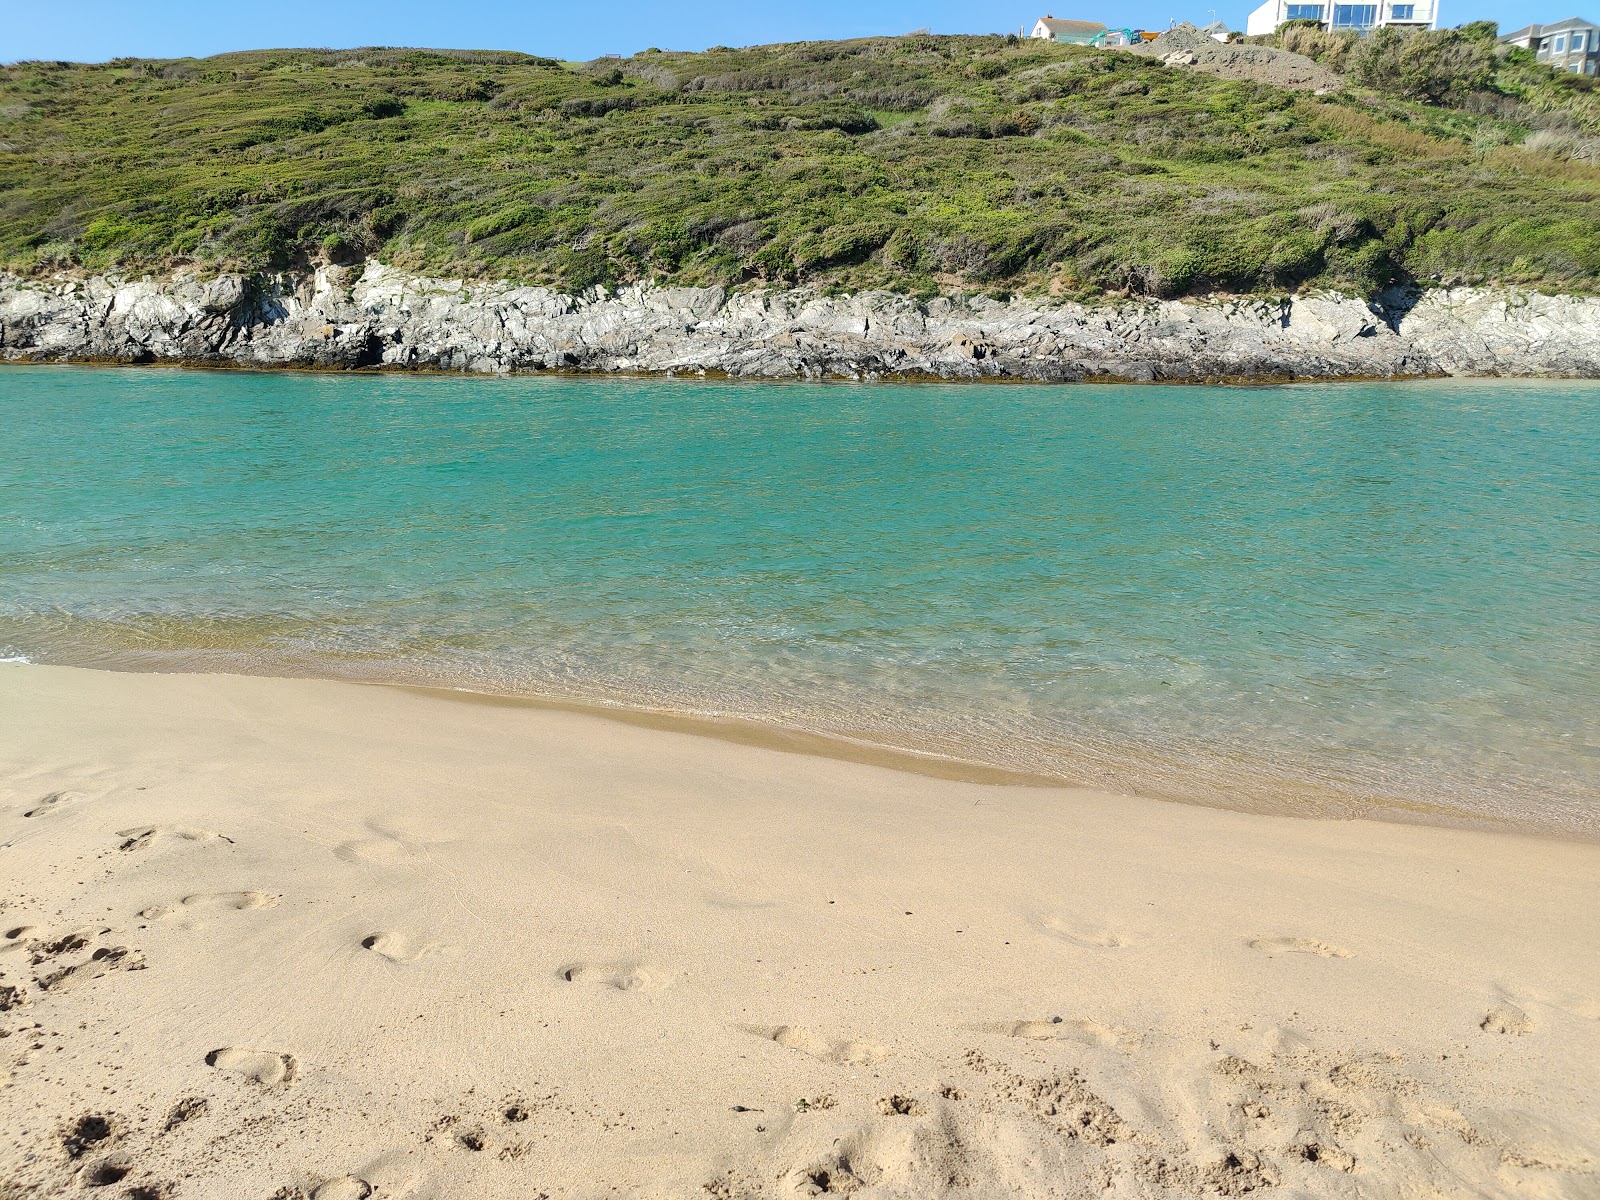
1554, 36, 1566, 51
1331, 4, 1377, 28
1390, 3, 1414, 18
1285, 3, 1325, 17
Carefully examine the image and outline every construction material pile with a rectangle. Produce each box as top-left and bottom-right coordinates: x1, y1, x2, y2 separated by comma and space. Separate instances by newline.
1131, 23, 1345, 92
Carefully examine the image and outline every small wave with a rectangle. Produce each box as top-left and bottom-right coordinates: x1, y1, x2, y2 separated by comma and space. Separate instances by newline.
0, 653, 33, 664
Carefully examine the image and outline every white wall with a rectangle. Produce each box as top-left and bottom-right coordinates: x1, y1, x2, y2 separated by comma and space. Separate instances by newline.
1246, 0, 1281, 36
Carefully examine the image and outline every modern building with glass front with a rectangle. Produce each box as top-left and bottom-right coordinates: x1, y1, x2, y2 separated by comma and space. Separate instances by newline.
1245, 0, 1436, 35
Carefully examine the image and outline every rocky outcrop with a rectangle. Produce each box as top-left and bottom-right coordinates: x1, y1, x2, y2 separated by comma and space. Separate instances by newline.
3, 263, 1599, 381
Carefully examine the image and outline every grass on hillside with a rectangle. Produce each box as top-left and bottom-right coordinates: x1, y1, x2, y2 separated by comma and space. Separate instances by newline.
1, 35, 1597, 299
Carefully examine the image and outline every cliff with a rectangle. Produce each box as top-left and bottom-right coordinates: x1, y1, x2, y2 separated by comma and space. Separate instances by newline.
4, 263, 1599, 382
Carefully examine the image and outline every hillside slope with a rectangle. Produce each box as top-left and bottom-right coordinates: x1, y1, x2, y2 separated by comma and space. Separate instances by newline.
2, 36, 1597, 298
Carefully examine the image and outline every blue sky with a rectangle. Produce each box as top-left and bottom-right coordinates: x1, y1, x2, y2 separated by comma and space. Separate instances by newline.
2, 0, 1541, 64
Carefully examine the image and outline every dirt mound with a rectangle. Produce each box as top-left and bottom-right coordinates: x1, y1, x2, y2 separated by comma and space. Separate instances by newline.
1138, 23, 1218, 52
1132, 25, 1344, 93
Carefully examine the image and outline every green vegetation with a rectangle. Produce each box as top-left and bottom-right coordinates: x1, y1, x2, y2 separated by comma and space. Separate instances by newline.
1, 33, 1597, 298
1261, 21, 1600, 123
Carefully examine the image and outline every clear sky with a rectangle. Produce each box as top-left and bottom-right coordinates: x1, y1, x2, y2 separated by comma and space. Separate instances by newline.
1, 0, 1543, 64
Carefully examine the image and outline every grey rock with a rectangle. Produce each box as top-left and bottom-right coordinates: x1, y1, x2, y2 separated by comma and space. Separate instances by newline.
3, 262, 1599, 381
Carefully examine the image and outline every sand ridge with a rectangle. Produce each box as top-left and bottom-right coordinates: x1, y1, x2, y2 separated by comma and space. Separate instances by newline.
1, 663, 1598, 1198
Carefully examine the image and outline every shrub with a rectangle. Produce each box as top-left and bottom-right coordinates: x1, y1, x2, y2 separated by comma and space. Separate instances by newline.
465, 205, 545, 244
559, 246, 615, 290
361, 95, 405, 119
1352, 28, 1496, 105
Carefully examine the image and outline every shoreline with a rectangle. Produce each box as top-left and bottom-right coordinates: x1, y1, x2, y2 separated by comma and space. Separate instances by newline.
5, 653, 1588, 843
0, 355, 1427, 388
395, 681, 1587, 842
3, 662, 1598, 1198
0, 350, 1452, 390
6, 262, 1600, 382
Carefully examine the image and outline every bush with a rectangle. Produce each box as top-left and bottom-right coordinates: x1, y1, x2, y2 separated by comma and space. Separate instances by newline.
883, 226, 920, 269
361, 95, 405, 119
559, 246, 615, 290
742, 240, 791, 280
1352, 28, 1496, 105
1279, 24, 1498, 106
320, 231, 355, 262
814, 221, 894, 268
465, 205, 545, 244
641, 219, 695, 268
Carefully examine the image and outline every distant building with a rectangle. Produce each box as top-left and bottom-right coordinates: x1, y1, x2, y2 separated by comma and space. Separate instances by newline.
1500, 17, 1600, 74
1200, 19, 1233, 39
1030, 15, 1110, 43
1245, 0, 1436, 35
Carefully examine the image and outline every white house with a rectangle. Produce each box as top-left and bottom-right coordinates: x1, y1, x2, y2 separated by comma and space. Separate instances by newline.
1030, 16, 1110, 42
1245, 0, 1436, 35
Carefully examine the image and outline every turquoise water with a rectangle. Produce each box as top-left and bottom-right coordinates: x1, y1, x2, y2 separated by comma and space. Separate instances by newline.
2, 366, 1597, 832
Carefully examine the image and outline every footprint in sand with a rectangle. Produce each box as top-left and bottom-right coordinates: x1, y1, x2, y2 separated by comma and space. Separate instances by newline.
311, 1177, 373, 1200
206, 1048, 298, 1087
77, 1156, 133, 1188
38, 946, 145, 992
752, 1025, 888, 1065
333, 819, 454, 866
1, 925, 39, 961
23, 928, 144, 991
361, 932, 435, 964
140, 892, 280, 922
1002, 1018, 1143, 1050
22, 791, 78, 818
703, 892, 781, 911
557, 961, 666, 991
117, 825, 232, 852
1032, 915, 1134, 949
61, 1112, 116, 1159
1247, 936, 1352, 959
299, 1153, 431, 1200
334, 837, 415, 865
163, 1097, 207, 1132
16, 926, 97, 964
1480, 1003, 1535, 1035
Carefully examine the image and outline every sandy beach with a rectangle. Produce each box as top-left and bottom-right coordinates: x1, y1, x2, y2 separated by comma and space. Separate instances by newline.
2, 662, 1598, 1199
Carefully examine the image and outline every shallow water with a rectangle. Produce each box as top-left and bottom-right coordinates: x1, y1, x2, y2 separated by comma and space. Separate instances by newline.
2, 366, 1597, 832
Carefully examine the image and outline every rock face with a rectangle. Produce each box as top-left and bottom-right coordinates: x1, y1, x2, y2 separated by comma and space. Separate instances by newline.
3, 263, 1599, 381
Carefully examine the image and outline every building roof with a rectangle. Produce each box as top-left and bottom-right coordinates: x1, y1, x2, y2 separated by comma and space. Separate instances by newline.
1500, 16, 1600, 41
1034, 17, 1109, 34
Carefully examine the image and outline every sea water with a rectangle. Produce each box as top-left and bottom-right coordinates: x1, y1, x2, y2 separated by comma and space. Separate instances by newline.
2, 366, 1596, 832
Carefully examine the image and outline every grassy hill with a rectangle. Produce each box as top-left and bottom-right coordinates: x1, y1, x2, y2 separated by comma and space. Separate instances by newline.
1, 33, 1598, 299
